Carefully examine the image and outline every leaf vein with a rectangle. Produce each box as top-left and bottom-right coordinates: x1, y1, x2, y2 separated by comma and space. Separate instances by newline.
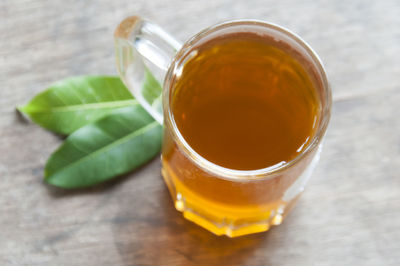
27, 100, 138, 113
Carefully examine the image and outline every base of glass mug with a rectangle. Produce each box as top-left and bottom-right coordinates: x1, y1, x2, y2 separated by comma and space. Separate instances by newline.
161, 166, 301, 238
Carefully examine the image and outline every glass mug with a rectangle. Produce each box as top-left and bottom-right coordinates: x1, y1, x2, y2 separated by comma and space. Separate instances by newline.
114, 16, 331, 237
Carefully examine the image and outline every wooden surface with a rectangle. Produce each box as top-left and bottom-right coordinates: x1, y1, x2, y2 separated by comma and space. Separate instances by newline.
1, 0, 399, 265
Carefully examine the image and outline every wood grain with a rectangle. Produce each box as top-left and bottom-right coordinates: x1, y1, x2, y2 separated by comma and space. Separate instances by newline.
1, 0, 399, 265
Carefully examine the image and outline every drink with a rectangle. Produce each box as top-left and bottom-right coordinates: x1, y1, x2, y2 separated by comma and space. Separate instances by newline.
172, 34, 319, 170
161, 32, 321, 236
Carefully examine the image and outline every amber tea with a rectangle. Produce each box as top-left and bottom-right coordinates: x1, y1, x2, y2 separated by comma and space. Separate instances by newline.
172, 34, 319, 170
161, 32, 321, 236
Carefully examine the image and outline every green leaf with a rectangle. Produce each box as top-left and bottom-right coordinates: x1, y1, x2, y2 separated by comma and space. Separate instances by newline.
18, 76, 137, 135
142, 68, 163, 116
44, 105, 162, 188
142, 68, 162, 104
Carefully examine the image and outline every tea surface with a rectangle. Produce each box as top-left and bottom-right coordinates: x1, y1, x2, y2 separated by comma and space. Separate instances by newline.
172, 33, 320, 170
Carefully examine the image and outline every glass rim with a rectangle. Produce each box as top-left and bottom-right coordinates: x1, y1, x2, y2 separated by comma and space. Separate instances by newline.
163, 19, 332, 181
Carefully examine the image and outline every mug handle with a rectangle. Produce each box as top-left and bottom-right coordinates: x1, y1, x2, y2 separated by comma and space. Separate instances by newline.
114, 16, 182, 124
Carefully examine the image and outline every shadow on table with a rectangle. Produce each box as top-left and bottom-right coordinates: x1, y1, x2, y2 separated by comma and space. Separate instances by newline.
111, 177, 294, 265
43, 156, 297, 265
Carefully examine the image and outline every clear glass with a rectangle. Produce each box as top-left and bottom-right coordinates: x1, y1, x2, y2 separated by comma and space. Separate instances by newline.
115, 16, 331, 237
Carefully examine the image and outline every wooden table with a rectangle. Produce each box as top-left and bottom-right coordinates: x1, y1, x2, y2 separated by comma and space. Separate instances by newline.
1, 0, 399, 265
